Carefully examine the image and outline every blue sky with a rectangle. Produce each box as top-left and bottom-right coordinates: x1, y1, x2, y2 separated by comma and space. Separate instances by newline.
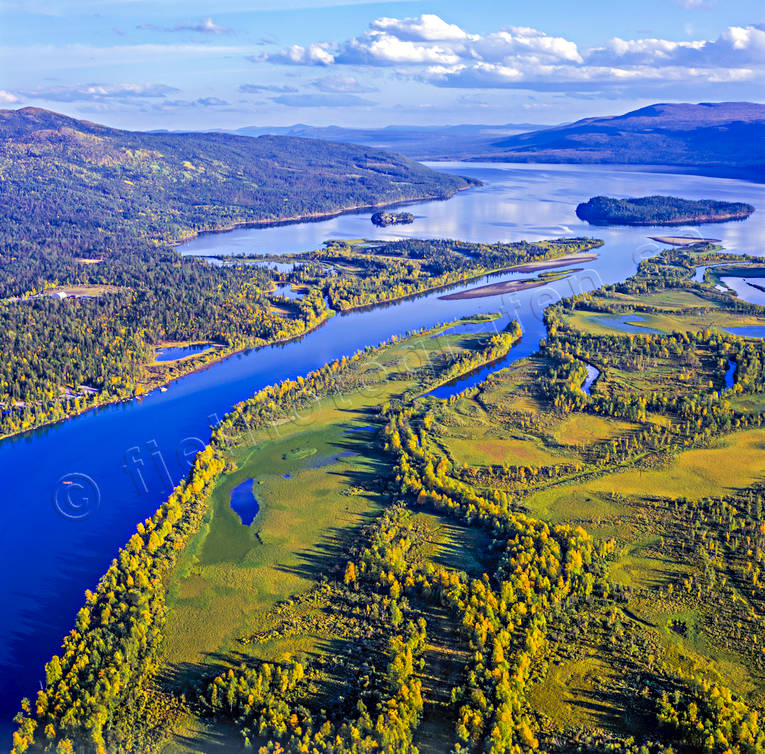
1, 0, 764, 129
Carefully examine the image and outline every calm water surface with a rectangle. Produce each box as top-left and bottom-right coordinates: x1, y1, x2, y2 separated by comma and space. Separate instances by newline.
2, 162, 764, 738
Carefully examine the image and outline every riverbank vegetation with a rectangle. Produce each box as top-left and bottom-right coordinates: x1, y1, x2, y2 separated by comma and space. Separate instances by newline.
0, 235, 598, 437
283, 237, 601, 312
13, 241, 765, 753
0, 107, 476, 438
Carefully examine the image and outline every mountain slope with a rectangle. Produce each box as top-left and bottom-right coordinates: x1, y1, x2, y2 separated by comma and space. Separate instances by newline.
487, 102, 765, 173
0, 107, 471, 259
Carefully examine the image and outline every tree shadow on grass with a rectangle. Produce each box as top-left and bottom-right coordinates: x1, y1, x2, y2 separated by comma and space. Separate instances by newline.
271, 413, 391, 583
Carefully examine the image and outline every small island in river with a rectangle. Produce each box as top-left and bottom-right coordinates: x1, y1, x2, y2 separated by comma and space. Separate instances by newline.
576, 195, 755, 226
371, 210, 415, 227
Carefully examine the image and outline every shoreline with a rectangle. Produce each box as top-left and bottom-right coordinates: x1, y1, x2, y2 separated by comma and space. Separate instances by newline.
171, 184, 477, 249
333, 248, 602, 314
440, 277, 549, 301
0, 310, 336, 444
649, 235, 721, 246
583, 212, 753, 227
0, 243, 599, 444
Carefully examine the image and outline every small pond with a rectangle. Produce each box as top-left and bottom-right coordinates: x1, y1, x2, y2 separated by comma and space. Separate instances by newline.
155, 343, 214, 362
229, 478, 260, 526
272, 284, 304, 300
724, 360, 737, 390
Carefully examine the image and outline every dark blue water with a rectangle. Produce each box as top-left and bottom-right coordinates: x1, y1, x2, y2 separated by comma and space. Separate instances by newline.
2, 162, 764, 739
229, 479, 259, 526
724, 326, 765, 339
342, 425, 375, 434
426, 331, 522, 400
155, 344, 213, 362
725, 360, 737, 389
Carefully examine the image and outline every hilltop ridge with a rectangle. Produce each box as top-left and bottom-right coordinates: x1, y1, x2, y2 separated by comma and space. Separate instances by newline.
0, 106, 471, 259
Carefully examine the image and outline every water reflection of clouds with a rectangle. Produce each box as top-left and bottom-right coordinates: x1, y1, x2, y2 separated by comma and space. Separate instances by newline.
178, 162, 765, 264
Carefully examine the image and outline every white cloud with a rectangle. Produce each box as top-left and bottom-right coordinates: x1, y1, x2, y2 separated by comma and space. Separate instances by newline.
0, 90, 18, 104
311, 74, 377, 93
425, 62, 754, 90
261, 14, 765, 94
340, 34, 461, 65
473, 28, 582, 64
18, 82, 180, 102
369, 14, 469, 42
265, 42, 336, 65
589, 25, 765, 68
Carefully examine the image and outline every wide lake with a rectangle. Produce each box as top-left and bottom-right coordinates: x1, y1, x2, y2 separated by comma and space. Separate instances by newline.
2, 162, 764, 739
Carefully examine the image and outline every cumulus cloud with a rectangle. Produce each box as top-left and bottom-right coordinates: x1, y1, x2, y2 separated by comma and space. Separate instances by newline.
18, 82, 180, 102
369, 14, 469, 42
260, 13, 765, 93
262, 14, 582, 68
138, 17, 232, 35
588, 25, 765, 68
263, 43, 336, 65
0, 90, 19, 104
271, 93, 374, 107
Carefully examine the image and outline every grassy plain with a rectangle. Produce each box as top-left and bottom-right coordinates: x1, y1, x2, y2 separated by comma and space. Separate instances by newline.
159, 320, 502, 750
155, 256, 765, 752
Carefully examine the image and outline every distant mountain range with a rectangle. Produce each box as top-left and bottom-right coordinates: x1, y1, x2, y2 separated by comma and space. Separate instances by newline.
227, 102, 765, 181
488, 102, 765, 177
225, 123, 544, 161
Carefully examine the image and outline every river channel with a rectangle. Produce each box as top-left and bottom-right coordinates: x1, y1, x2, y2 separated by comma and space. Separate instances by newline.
2, 161, 764, 735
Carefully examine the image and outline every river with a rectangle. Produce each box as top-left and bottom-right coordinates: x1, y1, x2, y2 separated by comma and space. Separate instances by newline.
2, 162, 764, 736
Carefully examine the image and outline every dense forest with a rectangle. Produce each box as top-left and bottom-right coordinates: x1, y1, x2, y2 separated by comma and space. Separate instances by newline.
13, 242, 765, 753
0, 107, 470, 254
0, 107, 481, 436
0, 228, 596, 436
575, 195, 755, 226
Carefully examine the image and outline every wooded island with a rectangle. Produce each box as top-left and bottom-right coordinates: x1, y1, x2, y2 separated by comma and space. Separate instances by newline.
576, 195, 755, 226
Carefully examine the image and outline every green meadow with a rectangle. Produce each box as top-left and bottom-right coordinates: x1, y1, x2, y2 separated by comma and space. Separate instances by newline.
146, 252, 765, 751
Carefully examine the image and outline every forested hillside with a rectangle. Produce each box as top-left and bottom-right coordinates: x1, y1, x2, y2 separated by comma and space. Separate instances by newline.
486, 102, 765, 176
0, 107, 469, 267
0, 108, 473, 436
